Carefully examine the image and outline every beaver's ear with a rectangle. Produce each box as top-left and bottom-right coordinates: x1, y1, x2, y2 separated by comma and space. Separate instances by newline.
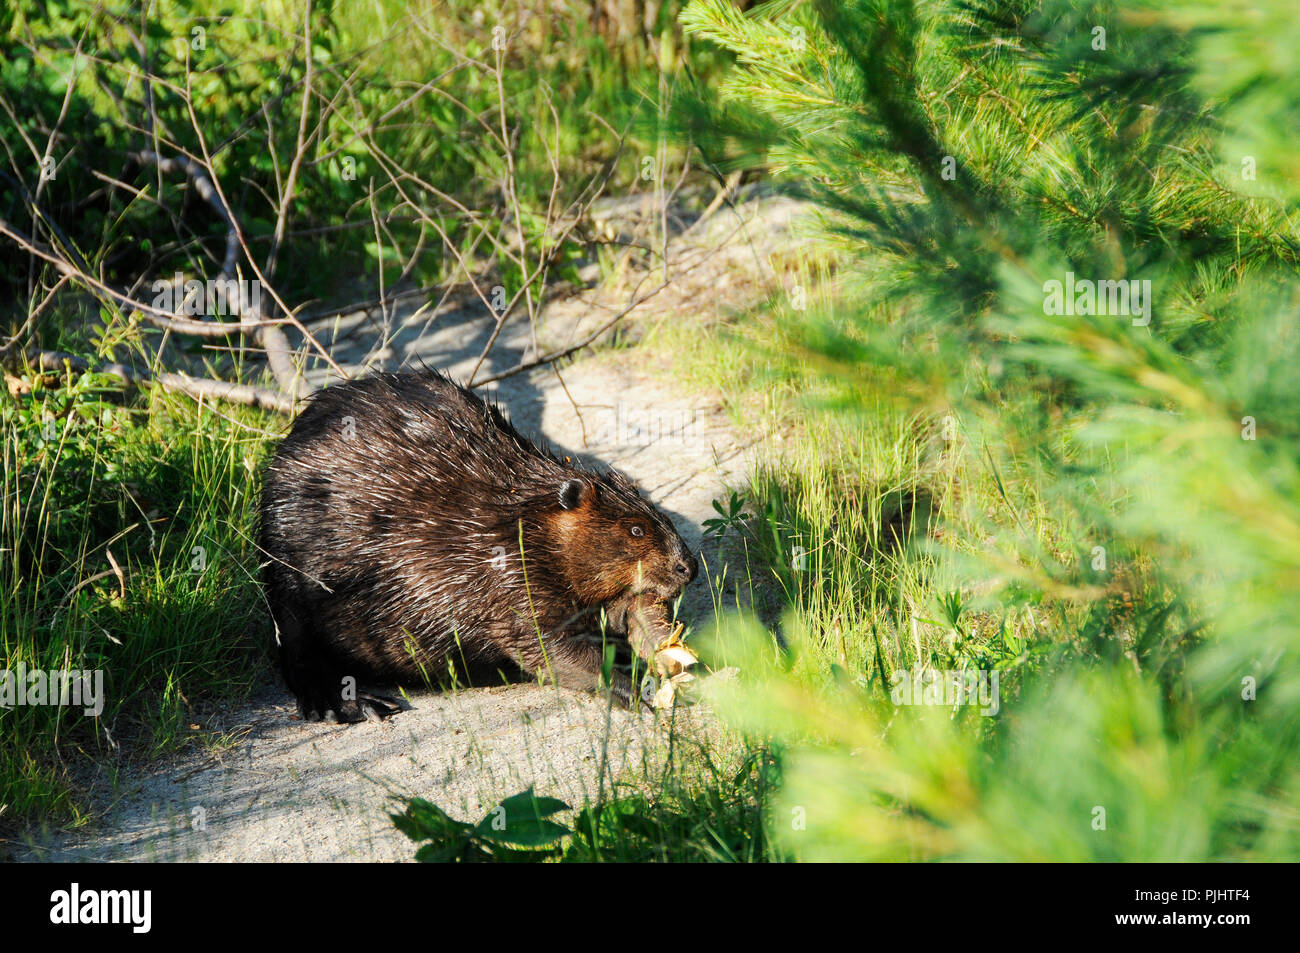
558, 478, 590, 510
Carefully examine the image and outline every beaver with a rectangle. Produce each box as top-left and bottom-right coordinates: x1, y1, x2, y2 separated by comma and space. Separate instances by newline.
259, 370, 698, 722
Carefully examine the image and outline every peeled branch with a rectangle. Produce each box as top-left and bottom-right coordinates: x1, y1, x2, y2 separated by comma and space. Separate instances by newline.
619, 593, 703, 709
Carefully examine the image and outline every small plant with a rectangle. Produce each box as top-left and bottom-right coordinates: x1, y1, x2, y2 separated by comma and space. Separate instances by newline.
391, 788, 572, 863
392, 739, 778, 863
703, 490, 750, 538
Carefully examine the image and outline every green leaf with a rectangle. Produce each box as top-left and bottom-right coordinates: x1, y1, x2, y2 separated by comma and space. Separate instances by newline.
477, 819, 571, 849
390, 797, 471, 843
472, 788, 572, 847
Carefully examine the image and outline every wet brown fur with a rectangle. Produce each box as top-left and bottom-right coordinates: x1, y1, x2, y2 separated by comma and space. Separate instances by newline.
259, 369, 697, 721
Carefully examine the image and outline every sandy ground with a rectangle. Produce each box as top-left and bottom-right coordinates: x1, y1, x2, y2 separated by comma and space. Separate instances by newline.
15, 189, 809, 861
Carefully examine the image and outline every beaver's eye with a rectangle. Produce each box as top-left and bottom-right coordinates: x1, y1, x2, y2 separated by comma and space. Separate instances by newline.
629, 524, 645, 538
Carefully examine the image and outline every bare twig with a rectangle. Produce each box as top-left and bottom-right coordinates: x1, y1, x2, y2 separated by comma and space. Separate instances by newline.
265, 0, 314, 278
0, 217, 268, 334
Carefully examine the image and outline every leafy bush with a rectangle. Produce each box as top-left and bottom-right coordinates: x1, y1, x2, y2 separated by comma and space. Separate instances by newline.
668, 0, 1300, 860
0, 0, 712, 319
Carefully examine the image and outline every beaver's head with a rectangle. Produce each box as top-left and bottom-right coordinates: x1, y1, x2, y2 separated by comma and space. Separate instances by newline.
543, 471, 697, 606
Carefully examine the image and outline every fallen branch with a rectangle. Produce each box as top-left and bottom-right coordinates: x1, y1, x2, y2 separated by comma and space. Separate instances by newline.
27, 349, 297, 415
132, 149, 307, 397
0, 217, 268, 336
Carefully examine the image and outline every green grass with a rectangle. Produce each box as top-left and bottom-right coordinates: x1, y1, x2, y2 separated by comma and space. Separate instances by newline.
1, 0, 728, 307
393, 732, 777, 862
492, 190, 1294, 861
585, 0, 1300, 861
1, 352, 278, 831
0, 0, 722, 833
0, 0, 731, 839
9, 0, 1299, 863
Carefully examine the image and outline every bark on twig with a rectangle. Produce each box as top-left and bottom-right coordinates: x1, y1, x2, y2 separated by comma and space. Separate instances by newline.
27, 349, 297, 415
131, 149, 305, 397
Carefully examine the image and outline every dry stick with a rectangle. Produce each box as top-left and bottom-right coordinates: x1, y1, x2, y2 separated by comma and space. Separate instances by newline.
0, 273, 71, 359
330, 54, 530, 286
464, 143, 630, 386
366, 177, 394, 349
29, 21, 88, 305
533, 97, 591, 444
407, 16, 516, 153
318, 64, 469, 164
520, 84, 571, 357
178, 59, 347, 391
334, 78, 591, 377
472, 201, 754, 389
132, 149, 298, 395
391, 229, 498, 369
86, 168, 220, 315
492, 47, 540, 358
5, 142, 242, 336
265, 0, 314, 278
361, 112, 636, 399
0, 137, 302, 410
304, 62, 495, 371
360, 145, 501, 328
122, 8, 169, 233
375, 193, 428, 292
0, 217, 267, 334
356, 135, 519, 336
549, 362, 589, 447
136, 151, 242, 277
524, 94, 651, 435
471, 278, 668, 387
30, 349, 295, 414
359, 182, 437, 366
682, 169, 744, 237
358, 126, 519, 273
96, 29, 317, 340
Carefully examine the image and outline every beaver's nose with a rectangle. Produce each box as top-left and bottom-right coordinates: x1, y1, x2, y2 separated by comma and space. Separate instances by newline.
673, 554, 698, 583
